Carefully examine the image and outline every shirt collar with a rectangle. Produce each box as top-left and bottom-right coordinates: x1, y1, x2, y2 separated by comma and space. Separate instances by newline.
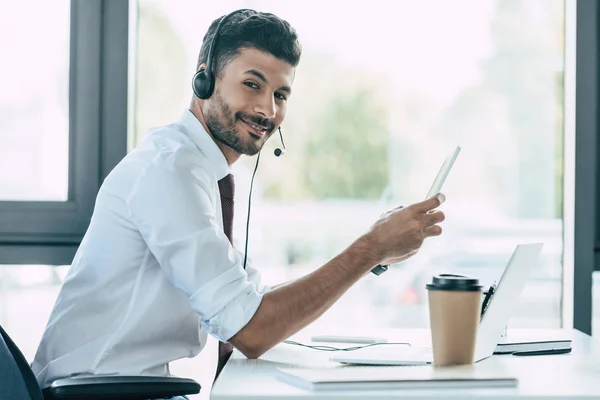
179, 109, 230, 180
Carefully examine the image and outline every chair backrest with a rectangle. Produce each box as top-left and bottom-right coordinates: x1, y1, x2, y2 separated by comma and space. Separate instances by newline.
0, 324, 43, 400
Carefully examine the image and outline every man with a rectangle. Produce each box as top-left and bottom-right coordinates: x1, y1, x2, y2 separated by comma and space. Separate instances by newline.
32, 8, 445, 395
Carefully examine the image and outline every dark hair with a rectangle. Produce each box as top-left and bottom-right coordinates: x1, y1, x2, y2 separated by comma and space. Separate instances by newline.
196, 9, 302, 77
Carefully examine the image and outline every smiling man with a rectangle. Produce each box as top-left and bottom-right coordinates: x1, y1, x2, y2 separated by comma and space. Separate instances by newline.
200, 47, 291, 162
32, 9, 446, 398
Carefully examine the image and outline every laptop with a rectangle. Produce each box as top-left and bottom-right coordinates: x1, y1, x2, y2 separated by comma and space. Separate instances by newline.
330, 243, 544, 366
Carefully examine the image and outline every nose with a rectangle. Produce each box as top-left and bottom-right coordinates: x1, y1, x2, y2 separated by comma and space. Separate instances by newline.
253, 92, 277, 120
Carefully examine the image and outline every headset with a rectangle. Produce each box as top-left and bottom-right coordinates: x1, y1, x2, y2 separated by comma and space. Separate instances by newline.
192, 10, 384, 275
192, 9, 246, 100
192, 8, 286, 157
192, 9, 286, 270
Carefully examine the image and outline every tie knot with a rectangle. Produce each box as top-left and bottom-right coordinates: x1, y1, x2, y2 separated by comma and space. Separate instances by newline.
218, 173, 235, 199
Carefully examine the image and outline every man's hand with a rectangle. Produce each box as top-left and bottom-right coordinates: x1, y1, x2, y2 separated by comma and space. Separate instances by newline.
229, 193, 446, 359
365, 193, 446, 266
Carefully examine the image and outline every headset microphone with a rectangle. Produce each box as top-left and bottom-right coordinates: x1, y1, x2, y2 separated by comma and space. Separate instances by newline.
274, 126, 286, 157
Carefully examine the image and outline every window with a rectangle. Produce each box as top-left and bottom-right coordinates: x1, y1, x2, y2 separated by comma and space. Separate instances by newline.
0, 0, 128, 265
134, 0, 566, 332
0, 1, 70, 202
0, 0, 129, 386
0, 265, 68, 359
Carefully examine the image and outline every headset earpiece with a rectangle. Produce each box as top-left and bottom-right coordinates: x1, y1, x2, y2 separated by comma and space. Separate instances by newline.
192, 68, 214, 100
192, 9, 250, 100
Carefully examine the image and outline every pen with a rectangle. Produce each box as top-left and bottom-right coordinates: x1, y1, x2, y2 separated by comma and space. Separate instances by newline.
480, 282, 496, 318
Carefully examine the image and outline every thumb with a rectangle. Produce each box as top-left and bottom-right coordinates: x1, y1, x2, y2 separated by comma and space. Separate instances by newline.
414, 193, 446, 213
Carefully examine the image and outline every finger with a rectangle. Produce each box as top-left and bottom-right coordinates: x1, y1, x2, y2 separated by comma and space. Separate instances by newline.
423, 210, 445, 225
385, 249, 419, 265
423, 225, 443, 237
380, 205, 404, 218
388, 205, 405, 214
402, 249, 419, 260
413, 193, 446, 213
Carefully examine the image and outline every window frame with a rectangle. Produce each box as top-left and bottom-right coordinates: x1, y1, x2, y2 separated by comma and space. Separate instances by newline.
0, 0, 128, 265
570, 0, 597, 335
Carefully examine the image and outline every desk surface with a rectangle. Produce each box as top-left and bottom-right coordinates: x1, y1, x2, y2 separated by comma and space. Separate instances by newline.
211, 329, 600, 399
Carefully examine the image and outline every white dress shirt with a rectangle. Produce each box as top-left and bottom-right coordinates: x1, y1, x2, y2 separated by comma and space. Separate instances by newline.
32, 110, 268, 388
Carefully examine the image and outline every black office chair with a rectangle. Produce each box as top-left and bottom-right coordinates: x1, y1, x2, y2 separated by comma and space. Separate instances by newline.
0, 324, 200, 400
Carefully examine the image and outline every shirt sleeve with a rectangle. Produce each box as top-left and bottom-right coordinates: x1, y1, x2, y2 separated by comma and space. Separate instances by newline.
126, 152, 264, 342
233, 247, 271, 294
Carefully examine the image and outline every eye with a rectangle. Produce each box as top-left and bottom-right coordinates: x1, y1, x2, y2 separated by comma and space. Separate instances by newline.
244, 81, 259, 90
275, 92, 287, 101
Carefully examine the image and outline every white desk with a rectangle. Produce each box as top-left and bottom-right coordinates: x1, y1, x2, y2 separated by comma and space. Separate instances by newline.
211, 329, 600, 399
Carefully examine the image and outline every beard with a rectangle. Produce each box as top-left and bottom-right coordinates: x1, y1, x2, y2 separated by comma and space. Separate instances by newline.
204, 89, 275, 156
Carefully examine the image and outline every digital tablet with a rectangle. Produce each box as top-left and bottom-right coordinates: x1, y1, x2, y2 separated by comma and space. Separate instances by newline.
425, 146, 461, 200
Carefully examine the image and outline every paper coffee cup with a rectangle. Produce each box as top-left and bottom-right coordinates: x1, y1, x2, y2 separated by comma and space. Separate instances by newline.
426, 274, 483, 367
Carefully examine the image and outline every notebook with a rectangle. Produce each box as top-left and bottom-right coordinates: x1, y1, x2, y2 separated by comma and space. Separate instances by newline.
276, 366, 518, 391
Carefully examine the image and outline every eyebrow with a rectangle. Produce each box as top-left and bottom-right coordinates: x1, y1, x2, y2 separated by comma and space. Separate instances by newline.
244, 69, 291, 94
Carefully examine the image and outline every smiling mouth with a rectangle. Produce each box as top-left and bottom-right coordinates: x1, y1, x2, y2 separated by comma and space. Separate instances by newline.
240, 118, 270, 138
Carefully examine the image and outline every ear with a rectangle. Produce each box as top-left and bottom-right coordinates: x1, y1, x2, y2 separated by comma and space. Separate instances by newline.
197, 63, 208, 72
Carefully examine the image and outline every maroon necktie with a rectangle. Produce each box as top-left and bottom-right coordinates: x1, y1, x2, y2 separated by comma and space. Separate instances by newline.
216, 173, 234, 378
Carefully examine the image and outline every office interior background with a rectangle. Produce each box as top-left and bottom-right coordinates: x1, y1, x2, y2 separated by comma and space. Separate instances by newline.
0, 0, 598, 398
